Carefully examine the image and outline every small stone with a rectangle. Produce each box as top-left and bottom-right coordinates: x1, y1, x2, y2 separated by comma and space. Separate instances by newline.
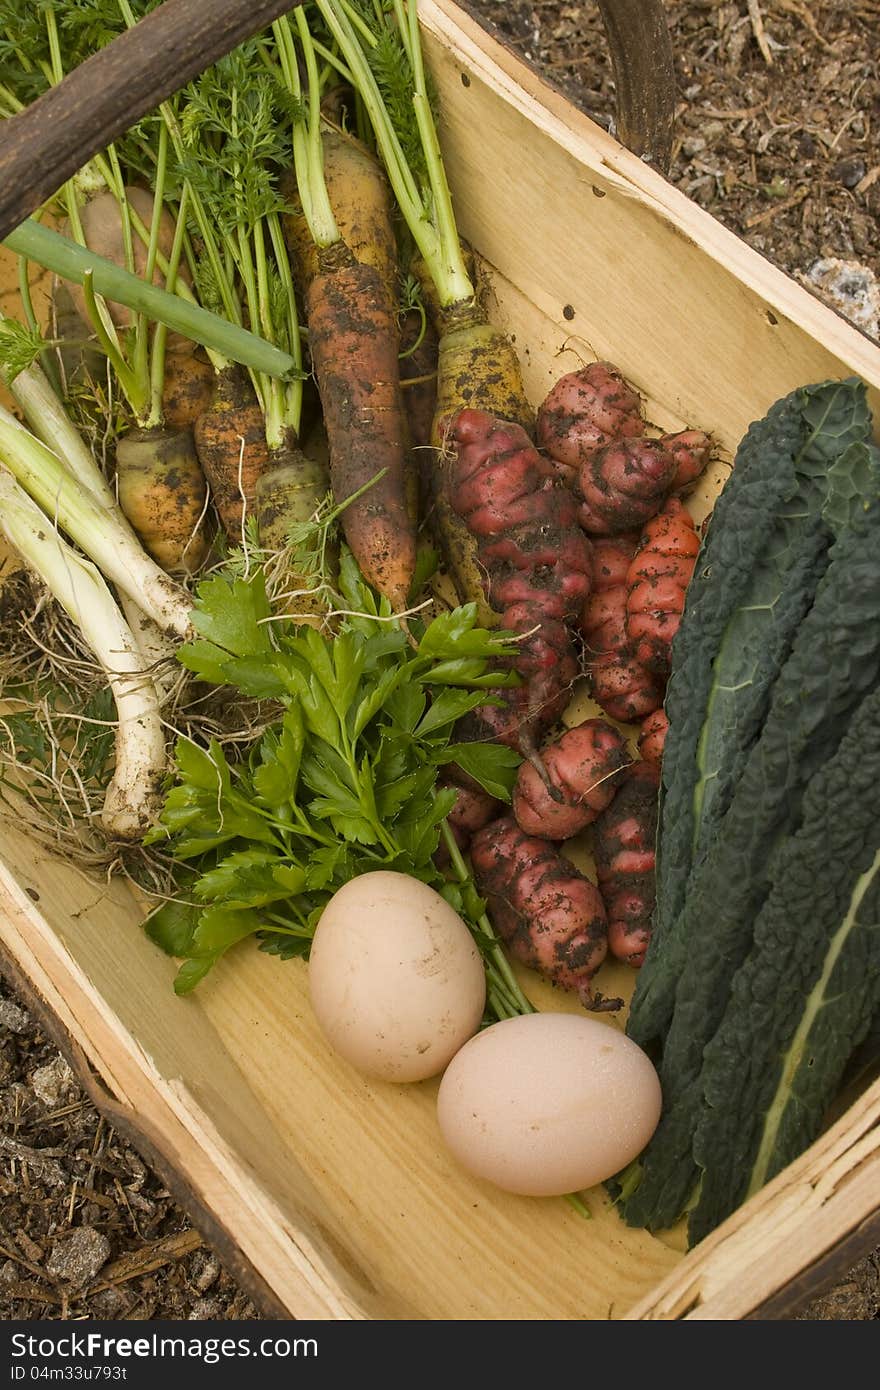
803, 257, 880, 338
0, 1260, 19, 1285
191, 1252, 220, 1293
30, 1056, 76, 1109
0, 998, 30, 1034
89, 1288, 126, 1318
832, 158, 867, 190
46, 1228, 111, 1289
682, 135, 707, 159
189, 1297, 220, 1319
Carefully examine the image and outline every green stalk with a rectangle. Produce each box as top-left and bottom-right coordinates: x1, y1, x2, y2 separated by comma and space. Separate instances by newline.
147, 186, 189, 430
438, 818, 535, 1019
279, 11, 338, 251
253, 218, 285, 449
0, 404, 191, 639
312, 0, 474, 304
403, 0, 466, 293
267, 211, 303, 435
81, 270, 147, 417
4, 221, 299, 380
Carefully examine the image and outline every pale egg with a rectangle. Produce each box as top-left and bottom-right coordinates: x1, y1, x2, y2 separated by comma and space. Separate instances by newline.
308, 871, 486, 1082
436, 1012, 662, 1195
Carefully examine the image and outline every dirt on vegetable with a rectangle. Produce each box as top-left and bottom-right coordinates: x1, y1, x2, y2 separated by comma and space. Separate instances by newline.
1, 0, 878, 1324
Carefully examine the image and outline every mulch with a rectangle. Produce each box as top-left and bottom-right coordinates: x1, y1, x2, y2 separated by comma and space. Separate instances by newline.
1, 0, 878, 1323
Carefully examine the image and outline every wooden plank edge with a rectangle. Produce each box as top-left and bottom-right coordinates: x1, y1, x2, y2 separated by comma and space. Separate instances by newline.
422, 1, 880, 386
0, 939, 289, 1321
457, 0, 675, 169
747, 1207, 880, 1320
623, 1079, 880, 1319
0, 863, 368, 1321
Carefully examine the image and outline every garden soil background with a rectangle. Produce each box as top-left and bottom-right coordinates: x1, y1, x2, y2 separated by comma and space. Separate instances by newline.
1, 0, 879, 1322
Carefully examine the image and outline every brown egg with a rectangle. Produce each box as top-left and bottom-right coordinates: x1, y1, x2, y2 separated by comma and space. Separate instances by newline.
437, 1012, 661, 1196
308, 872, 486, 1083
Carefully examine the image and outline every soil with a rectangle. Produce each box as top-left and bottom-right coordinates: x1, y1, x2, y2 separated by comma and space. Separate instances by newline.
1, 0, 879, 1324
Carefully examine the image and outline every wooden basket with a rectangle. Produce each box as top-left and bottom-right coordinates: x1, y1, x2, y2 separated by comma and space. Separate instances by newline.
2, 0, 880, 1321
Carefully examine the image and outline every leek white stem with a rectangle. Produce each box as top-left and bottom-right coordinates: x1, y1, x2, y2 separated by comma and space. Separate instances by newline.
0, 405, 192, 640
0, 469, 167, 840
5, 358, 178, 673
6, 354, 115, 506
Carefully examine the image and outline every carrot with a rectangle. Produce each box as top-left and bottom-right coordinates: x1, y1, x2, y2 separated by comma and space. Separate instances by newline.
64, 186, 191, 355
254, 441, 334, 623
280, 70, 416, 610
192, 364, 271, 542
429, 300, 534, 622
304, 2, 536, 618
115, 428, 208, 575
58, 178, 215, 574
161, 347, 214, 431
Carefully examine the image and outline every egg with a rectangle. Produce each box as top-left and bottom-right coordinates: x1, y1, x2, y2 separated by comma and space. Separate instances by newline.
308, 871, 486, 1083
436, 1012, 662, 1196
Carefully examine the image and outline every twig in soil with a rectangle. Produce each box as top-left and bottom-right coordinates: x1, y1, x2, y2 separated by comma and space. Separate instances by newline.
855, 165, 880, 196
88, 1229, 203, 1293
0, 1134, 66, 1186
747, 0, 775, 66
1, 1279, 60, 1306
745, 186, 808, 228
776, 0, 836, 53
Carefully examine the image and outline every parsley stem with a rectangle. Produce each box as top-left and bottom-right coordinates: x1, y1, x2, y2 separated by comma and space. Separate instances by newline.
564, 1193, 592, 1221
437, 816, 535, 1019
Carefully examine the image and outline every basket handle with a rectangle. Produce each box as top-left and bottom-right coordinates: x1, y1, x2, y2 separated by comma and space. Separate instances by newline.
0, 0, 676, 244
0, 0, 296, 244
595, 0, 675, 169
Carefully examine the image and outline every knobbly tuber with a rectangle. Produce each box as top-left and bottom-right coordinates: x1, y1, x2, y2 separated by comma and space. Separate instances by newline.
536, 362, 644, 484
576, 437, 678, 536
661, 429, 712, 495
594, 760, 660, 969
625, 497, 700, 675
448, 409, 592, 764
638, 708, 669, 764
470, 817, 620, 1011
512, 718, 630, 840
579, 533, 639, 657
588, 653, 666, 725
434, 779, 501, 868
580, 534, 665, 724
